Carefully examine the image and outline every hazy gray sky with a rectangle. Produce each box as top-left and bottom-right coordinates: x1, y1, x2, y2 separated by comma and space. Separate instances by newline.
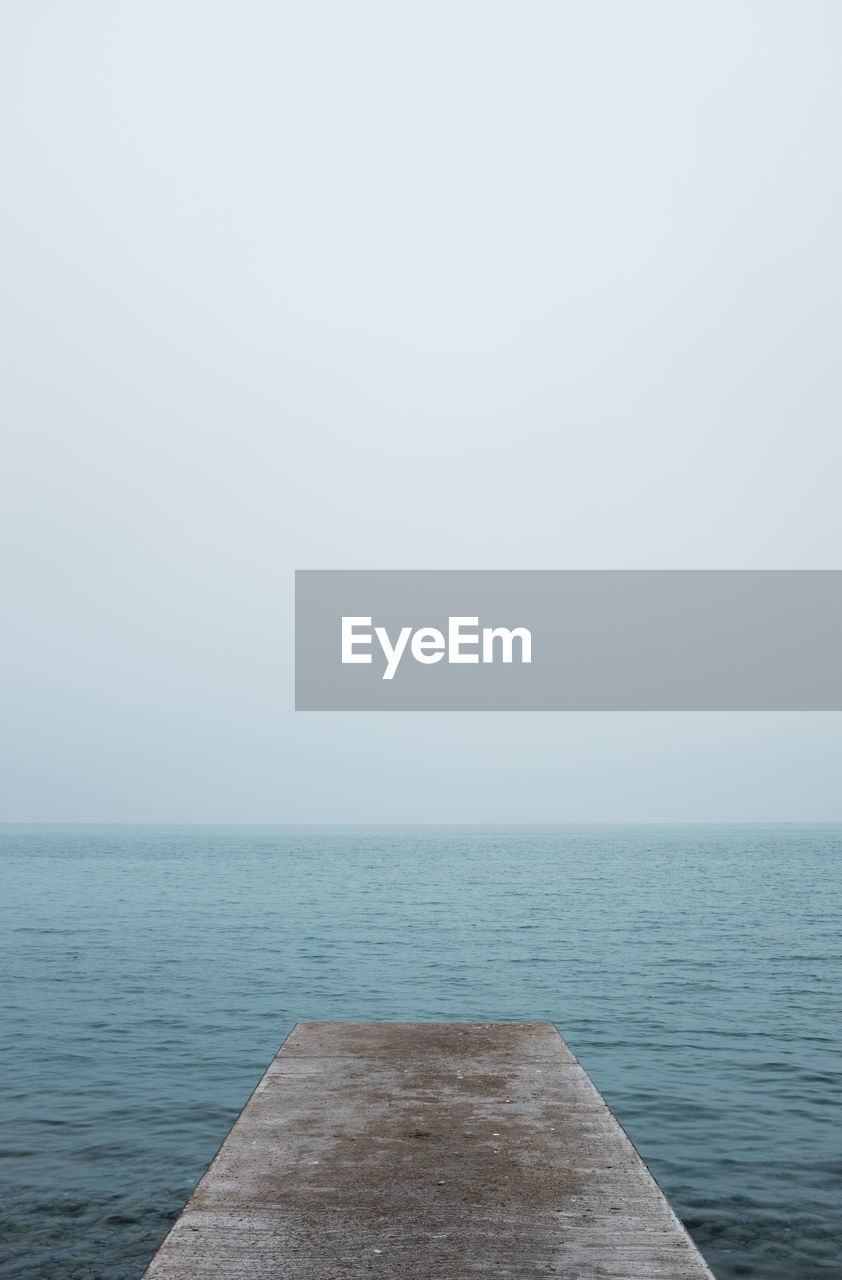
1, 2, 841, 821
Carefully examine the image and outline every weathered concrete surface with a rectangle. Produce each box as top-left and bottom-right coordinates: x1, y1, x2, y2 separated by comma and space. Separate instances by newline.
141, 1021, 716, 1279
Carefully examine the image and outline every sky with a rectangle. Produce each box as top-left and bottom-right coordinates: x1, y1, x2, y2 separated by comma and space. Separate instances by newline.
1, 1, 841, 822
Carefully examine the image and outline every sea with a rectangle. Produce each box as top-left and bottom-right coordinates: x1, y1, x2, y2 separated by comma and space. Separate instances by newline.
1, 823, 840, 1280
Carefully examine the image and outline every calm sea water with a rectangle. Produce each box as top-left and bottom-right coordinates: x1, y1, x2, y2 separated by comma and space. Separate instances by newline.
1, 824, 840, 1280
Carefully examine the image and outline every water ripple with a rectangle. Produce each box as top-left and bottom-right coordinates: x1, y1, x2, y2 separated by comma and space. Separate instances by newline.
1, 822, 840, 1279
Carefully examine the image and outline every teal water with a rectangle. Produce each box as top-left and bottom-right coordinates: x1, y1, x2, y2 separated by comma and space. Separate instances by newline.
1, 824, 840, 1279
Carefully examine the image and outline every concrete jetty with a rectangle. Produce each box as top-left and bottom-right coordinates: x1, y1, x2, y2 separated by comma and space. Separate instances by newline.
141, 1021, 715, 1278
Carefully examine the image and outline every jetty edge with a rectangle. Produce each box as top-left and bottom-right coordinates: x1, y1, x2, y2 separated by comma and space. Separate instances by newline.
141, 1019, 716, 1278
